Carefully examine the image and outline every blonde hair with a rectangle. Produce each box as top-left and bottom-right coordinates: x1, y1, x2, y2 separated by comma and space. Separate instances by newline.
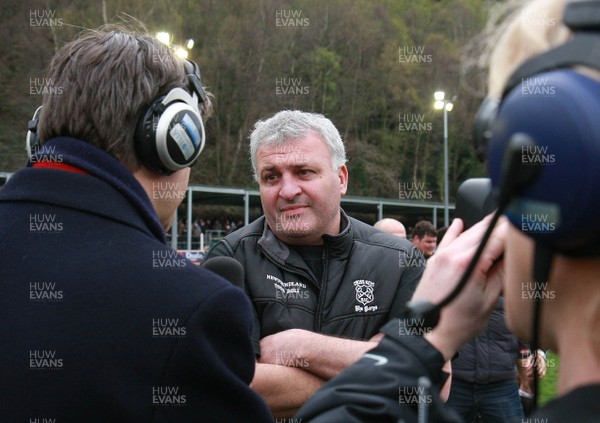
487, 0, 572, 98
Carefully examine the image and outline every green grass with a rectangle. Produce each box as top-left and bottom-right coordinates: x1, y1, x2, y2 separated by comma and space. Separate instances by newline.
538, 351, 560, 406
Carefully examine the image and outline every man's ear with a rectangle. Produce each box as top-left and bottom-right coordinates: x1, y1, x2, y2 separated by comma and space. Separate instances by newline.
338, 165, 349, 196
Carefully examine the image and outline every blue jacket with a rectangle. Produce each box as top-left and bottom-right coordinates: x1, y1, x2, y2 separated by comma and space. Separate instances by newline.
0, 137, 272, 422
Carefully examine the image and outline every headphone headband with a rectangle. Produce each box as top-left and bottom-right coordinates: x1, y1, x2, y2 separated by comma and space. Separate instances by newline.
564, 0, 600, 30
184, 59, 208, 106
502, 32, 600, 98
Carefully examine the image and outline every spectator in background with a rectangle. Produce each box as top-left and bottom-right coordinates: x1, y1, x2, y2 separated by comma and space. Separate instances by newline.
446, 297, 525, 423
204, 110, 424, 418
192, 221, 202, 250
517, 348, 548, 416
411, 220, 437, 259
374, 218, 407, 238
236, 218, 244, 230
197, 217, 206, 233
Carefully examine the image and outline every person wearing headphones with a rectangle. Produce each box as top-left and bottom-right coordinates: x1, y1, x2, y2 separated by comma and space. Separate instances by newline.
296, 0, 600, 421
0, 27, 272, 421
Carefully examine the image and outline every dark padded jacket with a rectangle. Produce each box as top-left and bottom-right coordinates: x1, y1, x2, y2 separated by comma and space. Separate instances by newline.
452, 297, 522, 383
204, 211, 424, 355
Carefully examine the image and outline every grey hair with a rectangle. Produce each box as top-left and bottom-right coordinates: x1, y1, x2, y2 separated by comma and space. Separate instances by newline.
249, 110, 347, 181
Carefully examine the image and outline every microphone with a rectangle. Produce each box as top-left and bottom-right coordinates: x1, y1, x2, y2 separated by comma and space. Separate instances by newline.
202, 256, 245, 289
203, 256, 261, 351
405, 134, 541, 330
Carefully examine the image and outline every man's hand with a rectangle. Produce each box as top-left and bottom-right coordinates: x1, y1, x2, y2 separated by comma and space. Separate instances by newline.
415, 215, 508, 361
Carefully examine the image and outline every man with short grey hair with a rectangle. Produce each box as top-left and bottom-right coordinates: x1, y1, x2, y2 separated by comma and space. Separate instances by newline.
204, 110, 424, 418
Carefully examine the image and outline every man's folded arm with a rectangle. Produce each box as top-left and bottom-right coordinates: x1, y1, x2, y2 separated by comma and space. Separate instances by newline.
258, 328, 383, 380
294, 320, 457, 422
252, 363, 326, 418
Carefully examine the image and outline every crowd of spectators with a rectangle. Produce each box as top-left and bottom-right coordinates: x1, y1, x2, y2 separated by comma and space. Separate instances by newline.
166, 215, 245, 252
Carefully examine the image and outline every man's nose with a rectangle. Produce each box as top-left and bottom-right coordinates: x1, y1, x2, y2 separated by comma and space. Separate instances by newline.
279, 174, 302, 200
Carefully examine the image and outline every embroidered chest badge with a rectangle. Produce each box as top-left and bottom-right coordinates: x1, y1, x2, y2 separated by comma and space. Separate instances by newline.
353, 279, 378, 312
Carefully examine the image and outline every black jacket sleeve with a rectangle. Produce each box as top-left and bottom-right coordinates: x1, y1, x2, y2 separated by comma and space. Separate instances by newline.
295, 319, 463, 423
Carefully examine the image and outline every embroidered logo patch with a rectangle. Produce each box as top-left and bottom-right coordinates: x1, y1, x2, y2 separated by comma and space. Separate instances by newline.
353, 279, 378, 312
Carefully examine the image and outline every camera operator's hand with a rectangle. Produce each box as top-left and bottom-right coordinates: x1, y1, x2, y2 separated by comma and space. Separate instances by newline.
413, 215, 508, 361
